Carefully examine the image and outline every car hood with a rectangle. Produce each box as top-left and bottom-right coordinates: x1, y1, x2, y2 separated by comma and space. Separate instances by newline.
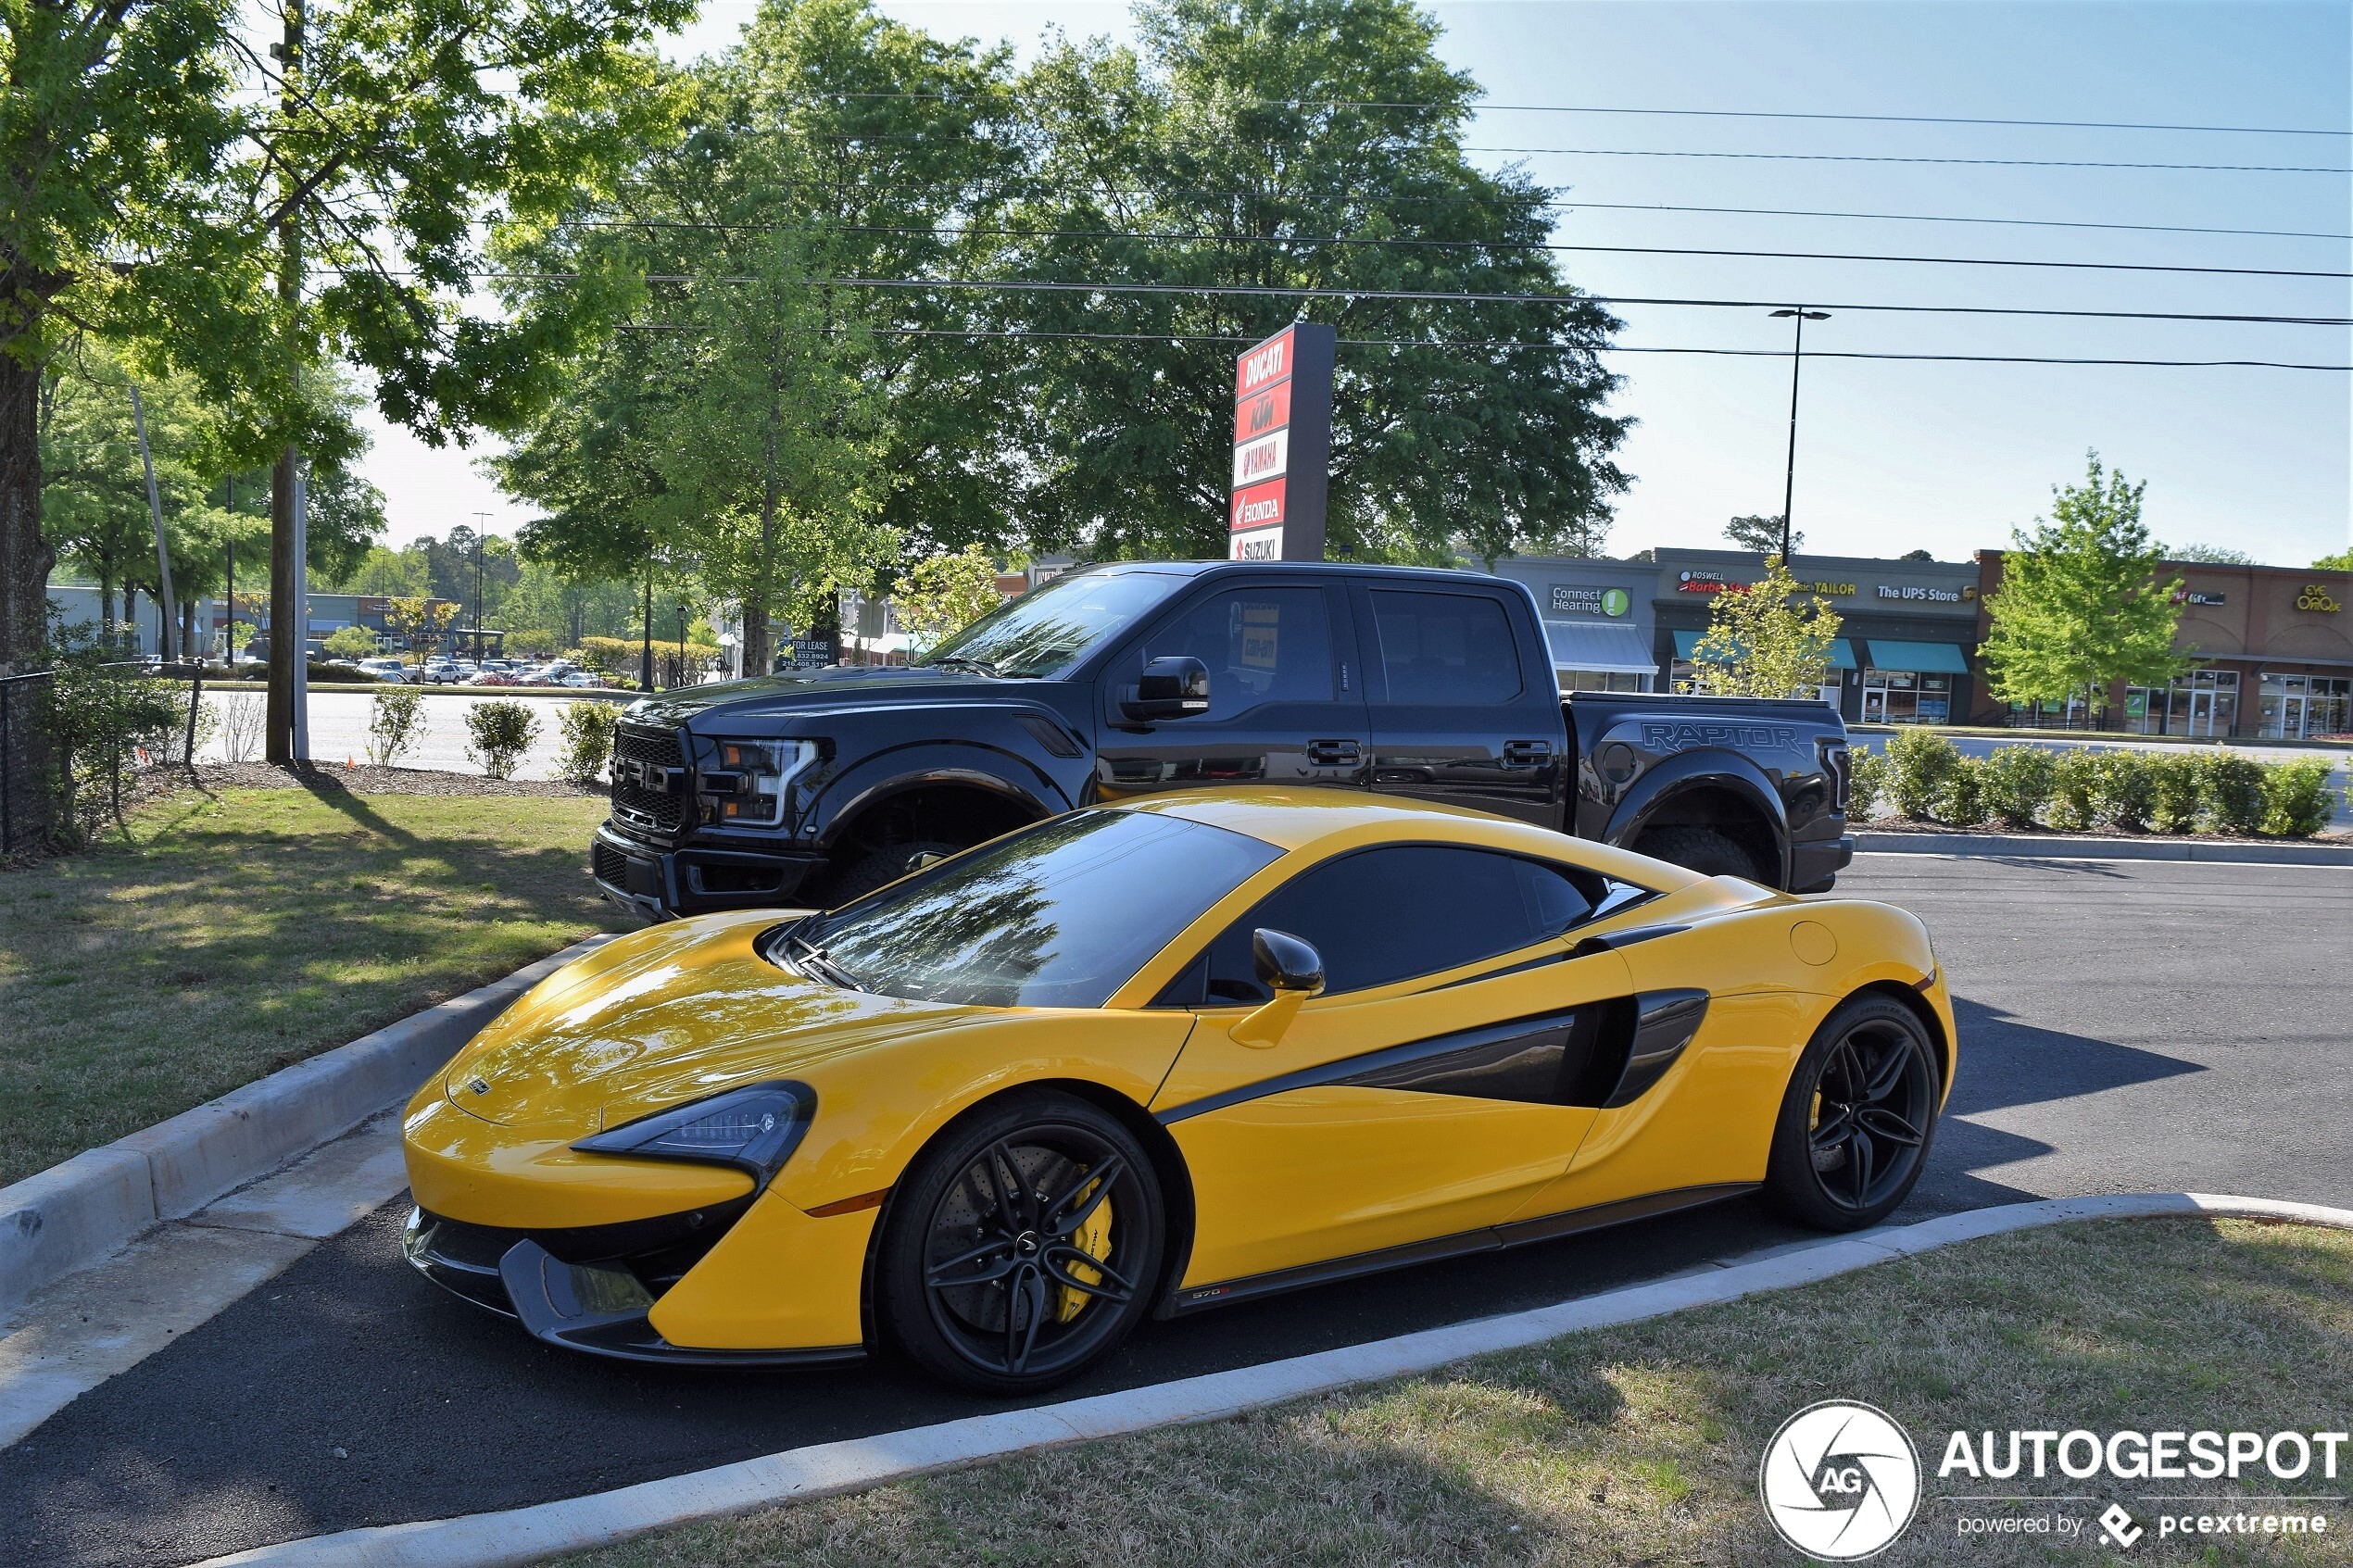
444, 912, 990, 1132
626, 665, 1051, 726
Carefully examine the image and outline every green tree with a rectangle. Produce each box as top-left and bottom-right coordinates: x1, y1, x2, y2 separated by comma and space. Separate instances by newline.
999, 0, 1627, 564
1723, 515, 1797, 555
336, 546, 433, 598
896, 546, 1011, 656
1982, 453, 2185, 716
2167, 542, 2253, 564
321, 625, 381, 659
2313, 547, 2353, 571
1680, 554, 1841, 699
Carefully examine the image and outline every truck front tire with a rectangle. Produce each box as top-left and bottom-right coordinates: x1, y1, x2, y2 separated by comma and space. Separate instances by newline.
1632, 825, 1766, 884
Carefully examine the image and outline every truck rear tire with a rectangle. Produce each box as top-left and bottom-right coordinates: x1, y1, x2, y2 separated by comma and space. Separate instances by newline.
1632, 825, 1766, 884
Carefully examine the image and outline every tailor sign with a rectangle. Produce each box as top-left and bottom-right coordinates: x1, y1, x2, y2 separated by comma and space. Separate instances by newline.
1229, 323, 1335, 561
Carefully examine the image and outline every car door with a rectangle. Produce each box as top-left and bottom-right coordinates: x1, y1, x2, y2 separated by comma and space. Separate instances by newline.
1093, 581, 1368, 799
1351, 583, 1565, 826
1148, 843, 1641, 1294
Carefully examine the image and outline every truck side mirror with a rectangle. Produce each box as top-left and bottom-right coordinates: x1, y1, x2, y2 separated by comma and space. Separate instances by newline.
1121, 655, 1212, 721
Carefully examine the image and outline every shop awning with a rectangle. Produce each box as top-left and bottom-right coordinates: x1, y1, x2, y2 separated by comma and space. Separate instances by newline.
1546, 620, 1658, 675
1860, 639, 1972, 675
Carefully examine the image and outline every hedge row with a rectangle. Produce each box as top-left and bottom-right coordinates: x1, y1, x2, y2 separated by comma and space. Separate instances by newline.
1848, 732, 2343, 838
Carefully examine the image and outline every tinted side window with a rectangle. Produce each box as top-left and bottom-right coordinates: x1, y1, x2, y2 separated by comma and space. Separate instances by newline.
1369, 590, 1521, 705
1138, 587, 1334, 719
1172, 846, 1598, 1006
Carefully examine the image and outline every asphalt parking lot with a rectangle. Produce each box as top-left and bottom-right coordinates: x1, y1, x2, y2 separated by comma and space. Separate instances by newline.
5, 854, 2349, 1567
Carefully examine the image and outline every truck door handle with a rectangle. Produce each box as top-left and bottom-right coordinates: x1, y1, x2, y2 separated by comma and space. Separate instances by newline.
1503, 739, 1553, 767
1306, 739, 1362, 766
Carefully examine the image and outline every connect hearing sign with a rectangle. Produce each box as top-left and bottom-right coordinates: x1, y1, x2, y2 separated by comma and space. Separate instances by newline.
1230, 323, 1336, 561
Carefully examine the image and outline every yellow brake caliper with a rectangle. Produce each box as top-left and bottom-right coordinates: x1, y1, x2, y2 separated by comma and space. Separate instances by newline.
1056, 1177, 1114, 1323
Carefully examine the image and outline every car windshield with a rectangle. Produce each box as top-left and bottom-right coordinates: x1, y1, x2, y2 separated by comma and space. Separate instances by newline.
919, 569, 1183, 680
779, 809, 1284, 1009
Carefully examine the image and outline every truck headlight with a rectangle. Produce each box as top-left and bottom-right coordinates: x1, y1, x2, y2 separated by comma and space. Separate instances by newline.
699, 737, 821, 827
573, 1083, 815, 1184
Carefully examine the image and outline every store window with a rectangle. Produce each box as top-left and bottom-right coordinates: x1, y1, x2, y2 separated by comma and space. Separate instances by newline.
2124, 669, 2238, 737
2258, 674, 2351, 739
1860, 669, 1952, 723
1558, 669, 1650, 693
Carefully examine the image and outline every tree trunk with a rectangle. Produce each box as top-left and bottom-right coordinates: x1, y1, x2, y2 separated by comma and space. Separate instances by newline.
0, 346, 57, 850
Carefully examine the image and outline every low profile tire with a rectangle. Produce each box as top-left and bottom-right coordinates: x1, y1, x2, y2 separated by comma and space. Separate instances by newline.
1633, 824, 1767, 884
1763, 993, 1943, 1232
824, 839, 964, 906
877, 1092, 1165, 1394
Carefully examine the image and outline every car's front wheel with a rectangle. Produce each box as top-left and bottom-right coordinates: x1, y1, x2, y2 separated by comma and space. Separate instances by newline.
877, 1092, 1165, 1394
1763, 993, 1942, 1231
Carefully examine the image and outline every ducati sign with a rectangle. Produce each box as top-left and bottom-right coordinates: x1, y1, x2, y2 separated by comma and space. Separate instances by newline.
1227, 324, 1334, 561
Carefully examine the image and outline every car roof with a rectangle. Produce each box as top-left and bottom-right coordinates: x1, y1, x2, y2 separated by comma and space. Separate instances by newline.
1118, 786, 1702, 888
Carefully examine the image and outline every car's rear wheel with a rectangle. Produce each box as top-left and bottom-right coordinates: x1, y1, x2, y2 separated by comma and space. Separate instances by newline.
1763, 994, 1942, 1231
877, 1092, 1165, 1394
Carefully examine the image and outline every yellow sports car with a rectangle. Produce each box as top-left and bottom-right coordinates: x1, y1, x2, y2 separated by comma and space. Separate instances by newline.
403, 788, 1955, 1391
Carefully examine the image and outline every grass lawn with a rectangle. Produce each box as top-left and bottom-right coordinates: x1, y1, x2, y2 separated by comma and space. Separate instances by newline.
0, 780, 620, 1186
562, 1218, 2353, 1568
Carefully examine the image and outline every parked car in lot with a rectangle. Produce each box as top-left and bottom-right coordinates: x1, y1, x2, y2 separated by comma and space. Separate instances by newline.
407, 788, 1951, 1389
589, 560, 1854, 920
558, 671, 602, 688
358, 658, 411, 683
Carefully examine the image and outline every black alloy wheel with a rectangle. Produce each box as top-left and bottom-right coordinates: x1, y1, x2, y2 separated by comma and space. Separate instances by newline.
879, 1092, 1165, 1393
1763, 993, 1942, 1231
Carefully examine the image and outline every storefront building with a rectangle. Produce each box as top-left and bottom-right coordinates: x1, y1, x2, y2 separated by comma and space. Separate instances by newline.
1969, 554, 2353, 738
1487, 557, 1662, 691
1651, 549, 1983, 723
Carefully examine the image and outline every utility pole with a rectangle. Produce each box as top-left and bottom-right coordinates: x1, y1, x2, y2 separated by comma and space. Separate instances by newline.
266, 0, 307, 764
472, 511, 491, 661
129, 384, 176, 661
222, 478, 233, 664
1768, 307, 1831, 562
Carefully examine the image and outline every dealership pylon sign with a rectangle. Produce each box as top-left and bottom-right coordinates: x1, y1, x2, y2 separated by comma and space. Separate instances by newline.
1229, 322, 1335, 561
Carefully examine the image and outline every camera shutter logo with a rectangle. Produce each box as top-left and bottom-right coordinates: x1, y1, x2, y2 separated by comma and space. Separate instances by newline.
1758, 1400, 1921, 1560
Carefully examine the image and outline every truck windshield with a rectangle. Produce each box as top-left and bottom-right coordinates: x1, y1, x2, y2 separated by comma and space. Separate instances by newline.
920, 569, 1182, 679
780, 809, 1283, 1009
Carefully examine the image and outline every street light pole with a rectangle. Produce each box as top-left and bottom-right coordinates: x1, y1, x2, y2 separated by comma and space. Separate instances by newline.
472, 511, 490, 662
1768, 307, 1831, 561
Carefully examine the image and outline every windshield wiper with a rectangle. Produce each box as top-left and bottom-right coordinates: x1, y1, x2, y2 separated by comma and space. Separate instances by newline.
925, 655, 1001, 676
790, 935, 865, 992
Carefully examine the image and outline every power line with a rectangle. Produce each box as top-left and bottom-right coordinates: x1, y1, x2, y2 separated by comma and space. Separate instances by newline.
612, 320, 2351, 370
801, 92, 2351, 138
1549, 200, 2352, 243
554, 218, 2353, 280
577, 273, 2353, 326
1462, 145, 2351, 175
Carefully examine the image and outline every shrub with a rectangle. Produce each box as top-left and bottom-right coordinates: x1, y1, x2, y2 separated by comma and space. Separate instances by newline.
1882, 729, 1957, 821
2089, 750, 2155, 833
2146, 752, 2203, 834
1976, 746, 2054, 829
1930, 756, 1989, 827
38, 634, 183, 839
2198, 751, 2267, 835
1844, 749, 1886, 822
463, 699, 540, 780
554, 698, 620, 787
215, 692, 265, 763
2045, 749, 2101, 831
2260, 758, 2339, 838
321, 625, 381, 660
366, 686, 428, 767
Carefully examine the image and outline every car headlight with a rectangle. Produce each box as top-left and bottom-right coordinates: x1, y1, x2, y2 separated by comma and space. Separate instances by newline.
699, 737, 822, 828
572, 1082, 815, 1184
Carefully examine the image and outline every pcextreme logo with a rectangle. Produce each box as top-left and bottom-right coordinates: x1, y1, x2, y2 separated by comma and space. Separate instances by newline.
1760, 1400, 1923, 1561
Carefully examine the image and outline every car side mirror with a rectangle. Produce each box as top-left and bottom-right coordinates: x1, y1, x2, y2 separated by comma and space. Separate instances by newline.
1120, 655, 1211, 721
1231, 928, 1325, 1049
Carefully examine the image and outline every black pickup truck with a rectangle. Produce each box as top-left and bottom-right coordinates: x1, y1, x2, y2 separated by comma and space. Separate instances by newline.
591, 560, 1854, 919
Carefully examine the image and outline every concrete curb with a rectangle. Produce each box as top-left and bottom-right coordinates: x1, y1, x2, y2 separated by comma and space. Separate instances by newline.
189, 1191, 2353, 1568
1855, 830, 2353, 865
0, 935, 613, 1316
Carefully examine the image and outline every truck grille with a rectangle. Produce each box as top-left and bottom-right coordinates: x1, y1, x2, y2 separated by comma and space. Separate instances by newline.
610, 722, 687, 836
590, 838, 628, 885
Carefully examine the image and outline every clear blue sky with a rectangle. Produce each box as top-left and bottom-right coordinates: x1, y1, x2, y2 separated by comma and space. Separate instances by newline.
378, 0, 2353, 568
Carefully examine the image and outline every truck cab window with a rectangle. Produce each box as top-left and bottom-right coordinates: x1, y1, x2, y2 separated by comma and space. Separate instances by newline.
1139, 588, 1335, 717
1368, 591, 1521, 705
